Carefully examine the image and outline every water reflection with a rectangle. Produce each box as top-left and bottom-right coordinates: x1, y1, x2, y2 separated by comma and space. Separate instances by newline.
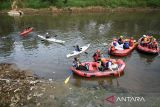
72, 73, 124, 88
137, 52, 158, 64
0, 35, 14, 57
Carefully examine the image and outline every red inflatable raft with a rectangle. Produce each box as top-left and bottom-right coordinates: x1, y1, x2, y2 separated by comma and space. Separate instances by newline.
137, 38, 159, 54
20, 27, 33, 36
108, 40, 137, 57
70, 59, 125, 77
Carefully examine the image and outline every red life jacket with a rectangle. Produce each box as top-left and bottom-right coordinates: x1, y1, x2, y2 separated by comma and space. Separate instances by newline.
93, 52, 100, 61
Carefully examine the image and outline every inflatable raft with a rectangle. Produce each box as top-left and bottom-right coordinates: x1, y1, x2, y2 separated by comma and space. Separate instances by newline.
108, 40, 137, 57
20, 27, 33, 36
70, 59, 125, 77
137, 38, 159, 54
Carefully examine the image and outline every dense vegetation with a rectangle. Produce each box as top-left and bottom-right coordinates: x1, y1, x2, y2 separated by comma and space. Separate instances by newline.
0, 0, 160, 10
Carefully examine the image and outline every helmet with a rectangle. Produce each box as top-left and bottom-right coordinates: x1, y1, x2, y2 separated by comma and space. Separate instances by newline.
125, 39, 128, 41
113, 38, 117, 41
96, 49, 100, 53
101, 58, 106, 62
143, 35, 146, 37
153, 38, 156, 41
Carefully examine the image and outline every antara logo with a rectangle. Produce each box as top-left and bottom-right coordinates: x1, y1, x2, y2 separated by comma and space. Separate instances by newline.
105, 96, 146, 104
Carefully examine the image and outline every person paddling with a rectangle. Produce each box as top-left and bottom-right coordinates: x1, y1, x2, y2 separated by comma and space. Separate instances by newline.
123, 39, 130, 49
75, 45, 81, 52
129, 37, 134, 46
72, 57, 88, 70
45, 33, 50, 39
93, 49, 101, 62
72, 57, 81, 68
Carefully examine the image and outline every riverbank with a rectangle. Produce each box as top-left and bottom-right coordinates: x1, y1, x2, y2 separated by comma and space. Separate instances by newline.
0, 63, 107, 107
1, 7, 160, 15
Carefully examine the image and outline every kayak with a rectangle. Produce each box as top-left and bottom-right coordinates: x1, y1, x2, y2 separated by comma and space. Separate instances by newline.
67, 44, 90, 58
137, 37, 159, 54
108, 40, 137, 57
70, 59, 125, 77
37, 34, 65, 44
20, 27, 33, 36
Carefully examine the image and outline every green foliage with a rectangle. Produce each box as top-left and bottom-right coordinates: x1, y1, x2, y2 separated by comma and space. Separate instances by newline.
54, 0, 65, 8
0, 0, 11, 10
24, 0, 49, 8
146, 0, 160, 7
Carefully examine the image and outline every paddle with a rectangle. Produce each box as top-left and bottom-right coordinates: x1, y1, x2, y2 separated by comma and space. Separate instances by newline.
84, 52, 88, 54
64, 75, 71, 84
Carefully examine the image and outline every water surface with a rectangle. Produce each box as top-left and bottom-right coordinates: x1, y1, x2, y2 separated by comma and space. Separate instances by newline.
0, 12, 160, 93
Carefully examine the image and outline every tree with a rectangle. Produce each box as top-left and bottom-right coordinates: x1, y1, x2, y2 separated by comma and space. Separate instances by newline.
63, 0, 68, 4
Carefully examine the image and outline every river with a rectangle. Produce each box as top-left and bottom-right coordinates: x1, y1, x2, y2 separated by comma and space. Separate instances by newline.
0, 11, 160, 95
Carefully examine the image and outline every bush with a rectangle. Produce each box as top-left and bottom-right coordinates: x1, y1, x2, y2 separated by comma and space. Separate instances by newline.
0, 1, 11, 10
24, 0, 50, 8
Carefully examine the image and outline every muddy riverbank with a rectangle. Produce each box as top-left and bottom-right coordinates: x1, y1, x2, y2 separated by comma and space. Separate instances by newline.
0, 63, 105, 107
0, 63, 160, 107
1, 7, 160, 15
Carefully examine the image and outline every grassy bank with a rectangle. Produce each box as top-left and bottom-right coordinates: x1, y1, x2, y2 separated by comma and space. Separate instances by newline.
0, 0, 160, 10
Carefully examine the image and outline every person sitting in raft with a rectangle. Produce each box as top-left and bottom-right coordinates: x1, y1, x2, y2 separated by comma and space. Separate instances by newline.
118, 36, 124, 45
141, 35, 150, 47
129, 37, 134, 47
72, 57, 88, 70
75, 45, 81, 52
152, 38, 158, 50
148, 36, 154, 49
113, 41, 117, 47
110, 45, 115, 52
100, 58, 115, 71
123, 39, 130, 49
93, 49, 101, 62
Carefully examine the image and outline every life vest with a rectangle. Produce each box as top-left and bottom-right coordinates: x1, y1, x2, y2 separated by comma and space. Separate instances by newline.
111, 46, 115, 51
123, 41, 129, 49
113, 41, 117, 46
93, 52, 100, 62
129, 39, 134, 46
105, 61, 112, 69
118, 38, 123, 45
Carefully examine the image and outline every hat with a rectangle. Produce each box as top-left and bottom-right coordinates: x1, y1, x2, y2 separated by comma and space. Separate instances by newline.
120, 36, 123, 38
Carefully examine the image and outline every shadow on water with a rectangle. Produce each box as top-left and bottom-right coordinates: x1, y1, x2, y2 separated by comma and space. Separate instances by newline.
71, 72, 131, 93
136, 51, 158, 64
